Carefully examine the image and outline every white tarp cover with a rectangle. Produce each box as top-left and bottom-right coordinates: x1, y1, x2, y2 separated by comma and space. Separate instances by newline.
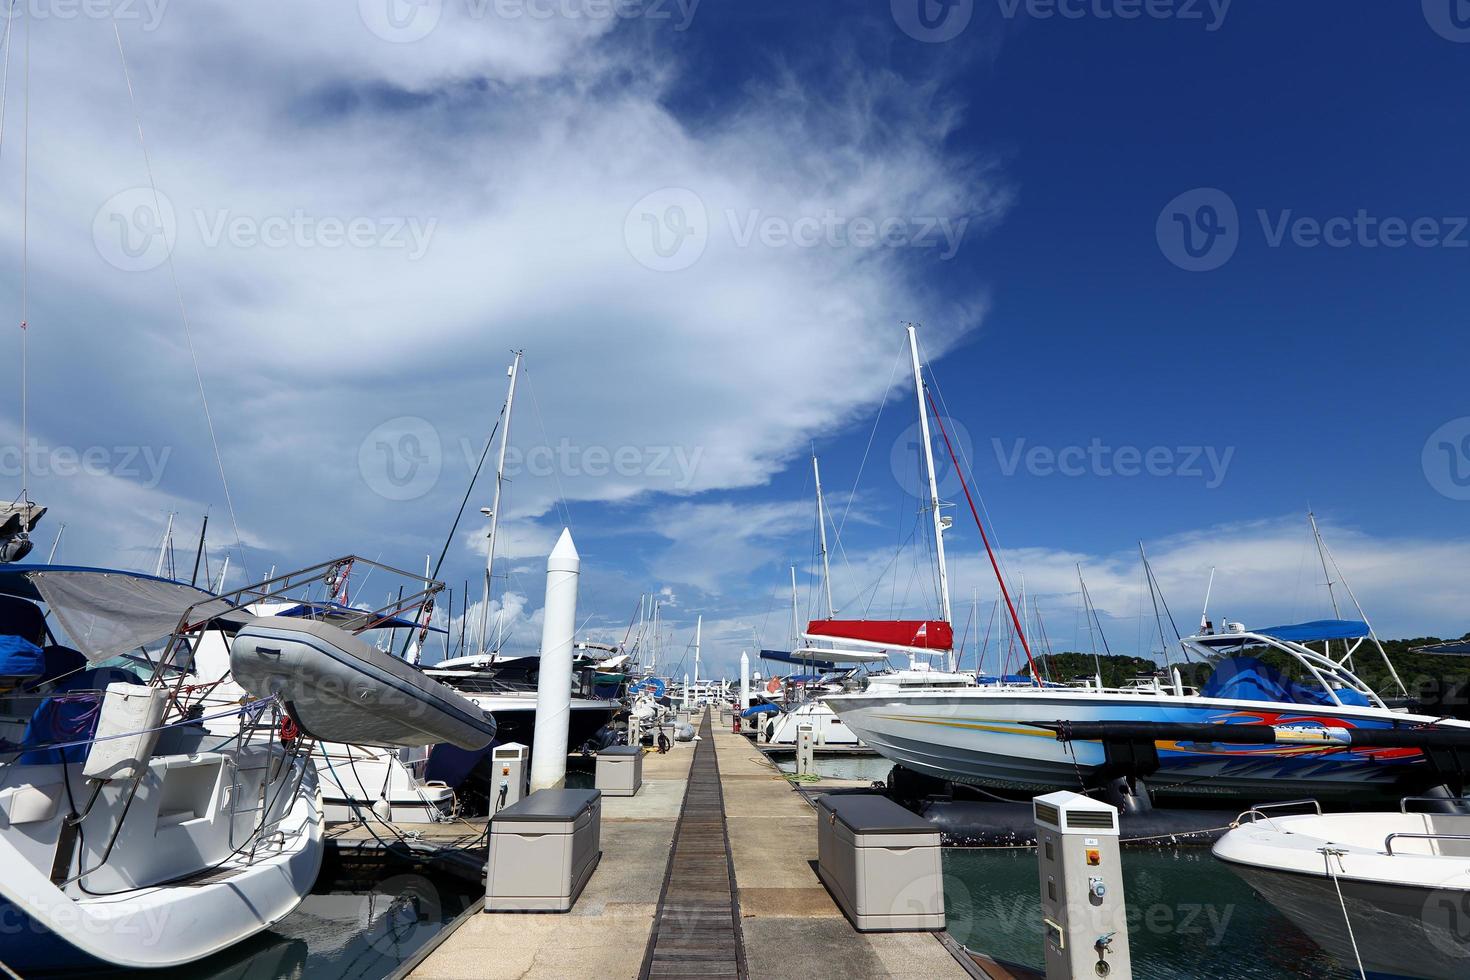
30, 570, 242, 662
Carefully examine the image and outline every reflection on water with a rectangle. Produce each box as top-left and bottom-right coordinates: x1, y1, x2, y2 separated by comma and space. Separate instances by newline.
773, 755, 893, 782
944, 848, 1352, 979
116, 872, 479, 980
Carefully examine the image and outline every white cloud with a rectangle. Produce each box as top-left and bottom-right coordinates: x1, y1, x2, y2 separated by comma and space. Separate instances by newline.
0, 6, 1001, 589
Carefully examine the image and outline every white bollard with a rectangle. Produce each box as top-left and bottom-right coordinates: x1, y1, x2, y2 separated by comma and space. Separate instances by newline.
797, 723, 815, 776
739, 651, 750, 733
529, 528, 580, 792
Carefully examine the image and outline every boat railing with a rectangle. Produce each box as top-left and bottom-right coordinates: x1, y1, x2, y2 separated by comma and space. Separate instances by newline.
1180, 631, 1387, 710
1400, 796, 1466, 814
1236, 798, 1323, 828
1384, 832, 1470, 856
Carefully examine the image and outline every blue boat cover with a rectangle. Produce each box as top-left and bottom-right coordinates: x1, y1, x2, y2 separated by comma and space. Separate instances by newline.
760, 650, 837, 670
978, 673, 1053, 686
742, 703, 779, 718
629, 677, 667, 698
1199, 656, 1370, 708
0, 635, 44, 679
1253, 620, 1370, 643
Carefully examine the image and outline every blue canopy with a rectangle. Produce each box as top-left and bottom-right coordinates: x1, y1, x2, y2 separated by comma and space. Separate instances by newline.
742, 703, 779, 718
759, 649, 836, 670
629, 677, 667, 698
1253, 620, 1370, 643
1199, 656, 1370, 708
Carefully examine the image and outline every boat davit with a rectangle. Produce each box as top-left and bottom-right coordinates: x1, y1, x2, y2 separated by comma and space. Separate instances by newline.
231, 616, 496, 750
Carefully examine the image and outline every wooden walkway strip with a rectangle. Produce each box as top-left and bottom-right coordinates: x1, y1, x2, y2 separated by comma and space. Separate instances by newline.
639, 713, 748, 980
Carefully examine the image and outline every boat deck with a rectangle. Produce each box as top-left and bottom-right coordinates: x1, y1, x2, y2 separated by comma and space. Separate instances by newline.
405, 709, 972, 979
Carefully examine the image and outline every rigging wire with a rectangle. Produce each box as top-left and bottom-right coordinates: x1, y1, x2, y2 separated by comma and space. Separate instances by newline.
521, 366, 574, 533
924, 386, 1038, 681
109, 17, 249, 579
18, 0, 27, 502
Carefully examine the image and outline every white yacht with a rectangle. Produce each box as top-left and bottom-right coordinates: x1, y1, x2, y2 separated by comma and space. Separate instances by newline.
0, 556, 495, 971
0, 564, 321, 972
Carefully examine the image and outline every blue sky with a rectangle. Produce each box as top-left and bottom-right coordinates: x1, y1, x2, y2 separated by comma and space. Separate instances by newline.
1, 1, 1466, 679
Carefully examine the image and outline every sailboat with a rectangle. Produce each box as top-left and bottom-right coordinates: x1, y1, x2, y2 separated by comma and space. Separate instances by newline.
759, 479, 869, 748
417, 354, 617, 805
0, 557, 491, 970
824, 327, 1470, 804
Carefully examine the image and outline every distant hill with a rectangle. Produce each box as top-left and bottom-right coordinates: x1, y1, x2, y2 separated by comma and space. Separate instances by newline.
1021, 652, 1162, 688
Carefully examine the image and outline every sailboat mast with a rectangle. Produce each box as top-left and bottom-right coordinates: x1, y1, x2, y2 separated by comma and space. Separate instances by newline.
155, 512, 174, 578
812, 453, 835, 618
790, 564, 799, 650
907, 324, 953, 628
694, 614, 702, 683
479, 351, 522, 658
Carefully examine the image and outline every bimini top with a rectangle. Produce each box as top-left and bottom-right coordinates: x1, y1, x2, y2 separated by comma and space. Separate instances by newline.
0, 563, 246, 663
1192, 619, 1369, 647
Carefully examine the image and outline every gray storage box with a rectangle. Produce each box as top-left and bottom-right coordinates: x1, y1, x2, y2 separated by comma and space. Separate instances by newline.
485, 788, 602, 912
815, 794, 944, 931
594, 745, 643, 797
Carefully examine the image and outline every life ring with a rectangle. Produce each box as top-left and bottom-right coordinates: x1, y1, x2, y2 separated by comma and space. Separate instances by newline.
765, 677, 782, 694
280, 715, 301, 747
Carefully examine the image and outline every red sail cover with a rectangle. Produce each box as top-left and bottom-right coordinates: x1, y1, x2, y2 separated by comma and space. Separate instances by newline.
806, 620, 954, 651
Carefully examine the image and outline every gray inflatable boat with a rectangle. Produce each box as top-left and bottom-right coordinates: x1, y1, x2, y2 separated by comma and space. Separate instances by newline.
230, 616, 496, 750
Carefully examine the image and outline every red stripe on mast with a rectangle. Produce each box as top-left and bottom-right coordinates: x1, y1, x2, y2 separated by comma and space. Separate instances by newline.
924, 387, 1040, 685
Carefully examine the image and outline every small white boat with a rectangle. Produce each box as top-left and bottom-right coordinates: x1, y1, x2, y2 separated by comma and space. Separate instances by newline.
1214, 802, 1470, 979
762, 698, 862, 746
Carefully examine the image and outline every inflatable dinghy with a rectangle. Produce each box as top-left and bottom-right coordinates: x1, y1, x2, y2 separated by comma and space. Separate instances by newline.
230, 617, 495, 750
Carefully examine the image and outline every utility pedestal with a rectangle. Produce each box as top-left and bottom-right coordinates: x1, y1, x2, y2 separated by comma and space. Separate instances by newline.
1034, 791, 1132, 980
491, 742, 530, 814
796, 723, 815, 776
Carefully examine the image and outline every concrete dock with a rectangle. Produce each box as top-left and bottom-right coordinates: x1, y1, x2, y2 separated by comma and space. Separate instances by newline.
408, 710, 971, 980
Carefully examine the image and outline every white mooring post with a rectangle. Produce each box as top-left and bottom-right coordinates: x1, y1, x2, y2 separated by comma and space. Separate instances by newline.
529, 528, 580, 792
1034, 791, 1132, 979
739, 650, 750, 732
796, 723, 815, 777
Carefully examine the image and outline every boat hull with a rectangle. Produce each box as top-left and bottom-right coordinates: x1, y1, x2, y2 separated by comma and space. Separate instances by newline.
0, 753, 322, 972
231, 617, 497, 751
825, 689, 1444, 802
